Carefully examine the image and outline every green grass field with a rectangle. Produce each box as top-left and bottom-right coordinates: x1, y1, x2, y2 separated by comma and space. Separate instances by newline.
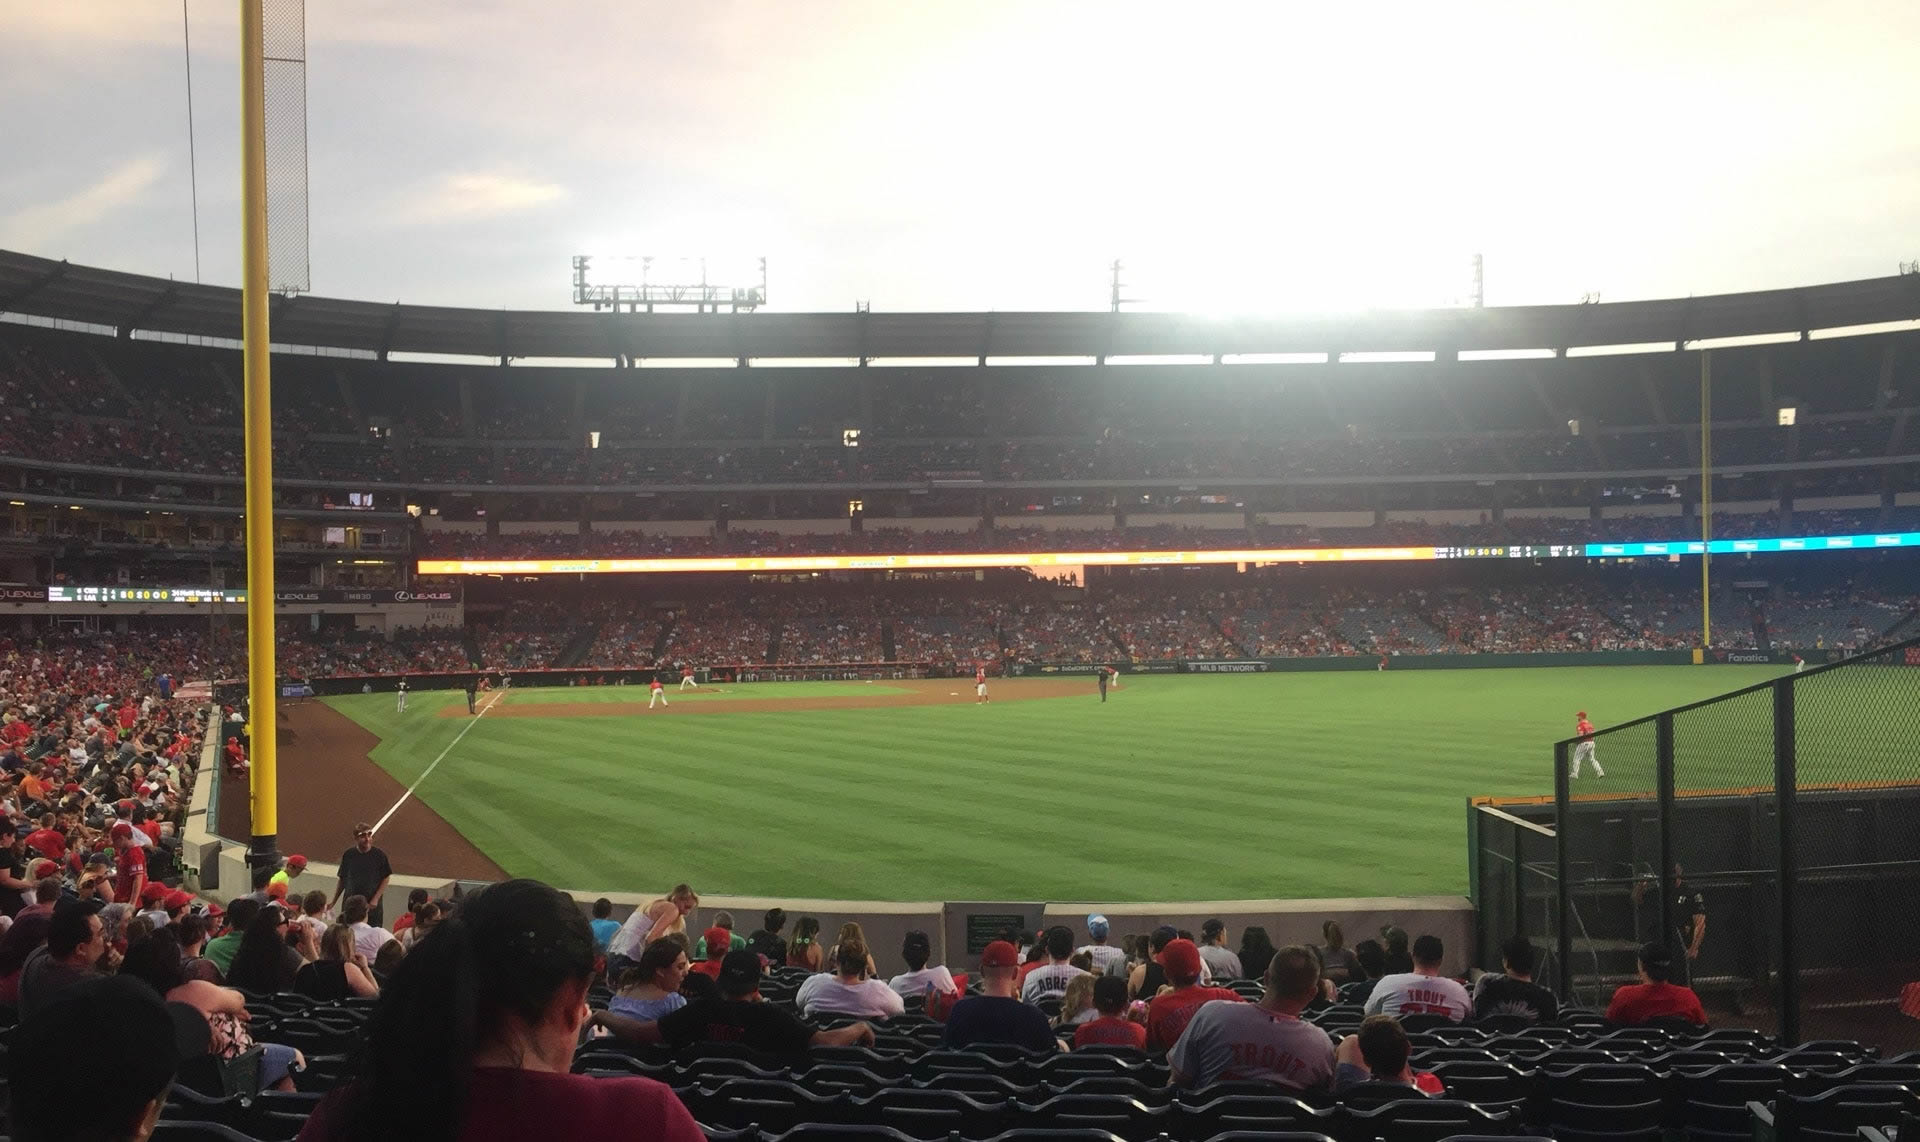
322, 663, 1871, 902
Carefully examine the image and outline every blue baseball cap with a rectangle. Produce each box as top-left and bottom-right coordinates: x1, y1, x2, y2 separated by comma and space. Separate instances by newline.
1087, 913, 1109, 938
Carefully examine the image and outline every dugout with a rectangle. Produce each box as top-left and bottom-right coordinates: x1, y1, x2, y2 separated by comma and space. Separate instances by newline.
1479, 635, 1920, 1049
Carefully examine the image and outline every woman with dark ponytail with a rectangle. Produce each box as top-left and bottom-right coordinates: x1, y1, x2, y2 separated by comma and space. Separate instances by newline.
297, 879, 704, 1142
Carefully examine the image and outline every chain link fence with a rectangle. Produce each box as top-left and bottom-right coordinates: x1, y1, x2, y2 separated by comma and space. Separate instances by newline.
1545, 636, 1920, 1048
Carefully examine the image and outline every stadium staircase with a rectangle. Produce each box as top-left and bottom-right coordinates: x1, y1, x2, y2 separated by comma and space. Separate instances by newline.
460, 629, 484, 667
552, 623, 602, 668
80, 344, 154, 418
1204, 611, 1252, 657
880, 619, 897, 663
652, 616, 677, 661
765, 624, 785, 663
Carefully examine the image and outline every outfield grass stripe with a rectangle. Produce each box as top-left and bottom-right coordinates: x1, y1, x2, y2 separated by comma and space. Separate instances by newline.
330, 667, 1801, 899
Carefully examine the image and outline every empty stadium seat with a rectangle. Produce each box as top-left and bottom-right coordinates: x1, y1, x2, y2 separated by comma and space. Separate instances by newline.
1338, 1097, 1515, 1142
1748, 1083, 1912, 1142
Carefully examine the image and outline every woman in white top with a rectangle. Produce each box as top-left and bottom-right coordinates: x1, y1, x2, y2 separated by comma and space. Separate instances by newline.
796, 940, 905, 1020
886, 930, 956, 999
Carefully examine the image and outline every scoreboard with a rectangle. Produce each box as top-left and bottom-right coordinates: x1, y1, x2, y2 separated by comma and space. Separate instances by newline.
47, 586, 245, 604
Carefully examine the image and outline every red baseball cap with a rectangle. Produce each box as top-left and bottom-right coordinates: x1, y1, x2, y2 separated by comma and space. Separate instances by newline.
703, 926, 731, 952
285, 855, 308, 872
1158, 938, 1204, 984
109, 822, 134, 841
140, 883, 169, 904
980, 940, 1020, 969
164, 890, 193, 911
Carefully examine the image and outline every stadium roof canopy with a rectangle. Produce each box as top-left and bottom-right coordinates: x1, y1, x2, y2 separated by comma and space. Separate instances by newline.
3, 248, 1918, 363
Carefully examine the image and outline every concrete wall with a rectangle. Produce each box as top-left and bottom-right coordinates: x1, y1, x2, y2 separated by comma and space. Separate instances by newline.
1384, 509, 1489, 525
1796, 494, 1881, 511
732, 519, 850, 535
1600, 503, 1682, 519
1125, 513, 1245, 530
1256, 512, 1374, 528
594, 520, 712, 536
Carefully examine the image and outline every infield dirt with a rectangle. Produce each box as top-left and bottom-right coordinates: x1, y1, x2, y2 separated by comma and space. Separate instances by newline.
220, 701, 509, 881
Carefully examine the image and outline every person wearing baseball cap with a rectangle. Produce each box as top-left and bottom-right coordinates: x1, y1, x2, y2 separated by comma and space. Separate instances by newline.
1144, 938, 1242, 1050
1130, 923, 1214, 999
941, 940, 1057, 1052
1169, 944, 1335, 1092
268, 854, 307, 899
1077, 913, 1126, 974
135, 882, 173, 928
689, 927, 736, 980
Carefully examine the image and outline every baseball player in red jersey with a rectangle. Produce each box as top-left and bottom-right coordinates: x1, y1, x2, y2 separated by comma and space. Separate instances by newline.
1570, 710, 1603, 778
975, 665, 989, 704
649, 676, 669, 710
680, 664, 698, 690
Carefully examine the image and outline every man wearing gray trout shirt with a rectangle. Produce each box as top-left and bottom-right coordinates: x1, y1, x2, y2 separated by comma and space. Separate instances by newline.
1168, 944, 1334, 1093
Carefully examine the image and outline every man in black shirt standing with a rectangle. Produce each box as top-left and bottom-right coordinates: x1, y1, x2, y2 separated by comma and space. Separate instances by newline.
1471, 935, 1558, 1024
1672, 866, 1706, 987
331, 821, 393, 927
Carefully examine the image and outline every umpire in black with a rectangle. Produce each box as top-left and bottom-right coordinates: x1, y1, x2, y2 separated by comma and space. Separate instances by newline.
1097, 665, 1112, 702
466, 675, 479, 715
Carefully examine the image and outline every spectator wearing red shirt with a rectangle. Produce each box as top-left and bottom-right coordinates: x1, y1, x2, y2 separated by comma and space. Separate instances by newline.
689, 927, 733, 979
1073, 976, 1147, 1050
109, 823, 147, 907
1145, 939, 1241, 1050
1605, 943, 1707, 1027
0, 714, 30, 748
23, 815, 65, 862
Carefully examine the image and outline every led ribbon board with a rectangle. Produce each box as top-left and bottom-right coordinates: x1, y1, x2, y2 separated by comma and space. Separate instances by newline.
413, 530, 1920, 575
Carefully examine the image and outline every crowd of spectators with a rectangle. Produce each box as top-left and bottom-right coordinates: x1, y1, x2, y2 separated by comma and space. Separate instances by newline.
658, 598, 775, 665
472, 600, 575, 669
6, 325, 1918, 499
772, 595, 884, 664
276, 625, 472, 679
890, 597, 1004, 668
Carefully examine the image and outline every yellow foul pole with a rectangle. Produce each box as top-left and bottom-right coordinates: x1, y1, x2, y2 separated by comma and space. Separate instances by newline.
241, 0, 277, 861
1700, 351, 1712, 648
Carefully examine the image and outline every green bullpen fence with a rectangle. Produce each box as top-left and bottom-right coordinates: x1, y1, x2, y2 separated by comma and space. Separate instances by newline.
1477, 635, 1920, 1048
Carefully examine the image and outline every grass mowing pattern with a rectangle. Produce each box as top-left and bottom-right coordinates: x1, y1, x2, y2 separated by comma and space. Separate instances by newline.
327, 666, 1799, 901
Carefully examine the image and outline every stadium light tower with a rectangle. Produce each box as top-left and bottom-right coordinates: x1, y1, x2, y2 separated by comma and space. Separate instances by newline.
571, 255, 767, 313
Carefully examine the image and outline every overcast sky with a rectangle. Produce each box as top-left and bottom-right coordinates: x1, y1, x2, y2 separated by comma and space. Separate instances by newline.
4, 1, 1917, 315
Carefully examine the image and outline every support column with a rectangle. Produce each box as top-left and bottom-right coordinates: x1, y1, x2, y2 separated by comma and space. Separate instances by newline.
239, 0, 277, 870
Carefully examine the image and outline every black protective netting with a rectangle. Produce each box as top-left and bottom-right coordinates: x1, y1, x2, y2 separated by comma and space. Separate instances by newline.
1553, 637, 1920, 1044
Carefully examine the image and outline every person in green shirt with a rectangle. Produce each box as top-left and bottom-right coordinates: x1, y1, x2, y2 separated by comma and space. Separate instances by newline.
693, 911, 747, 959
203, 898, 262, 979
